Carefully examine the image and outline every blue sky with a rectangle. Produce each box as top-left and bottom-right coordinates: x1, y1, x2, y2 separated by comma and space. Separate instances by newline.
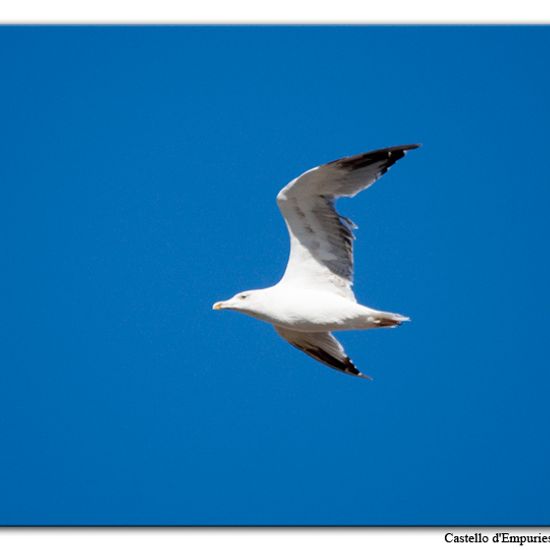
1, 26, 549, 525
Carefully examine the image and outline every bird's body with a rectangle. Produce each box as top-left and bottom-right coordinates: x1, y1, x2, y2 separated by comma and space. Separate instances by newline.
213, 144, 419, 378
229, 286, 406, 333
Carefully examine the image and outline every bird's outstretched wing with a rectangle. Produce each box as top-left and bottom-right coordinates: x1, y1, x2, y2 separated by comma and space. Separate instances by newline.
276, 144, 419, 300
274, 326, 371, 379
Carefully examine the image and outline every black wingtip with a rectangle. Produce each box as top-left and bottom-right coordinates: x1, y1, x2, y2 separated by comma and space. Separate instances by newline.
345, 364, 372, 380
304, 346, 370, 380
394, 143, 422, 151
330, 143, 420, 172
367, 143, 422, 158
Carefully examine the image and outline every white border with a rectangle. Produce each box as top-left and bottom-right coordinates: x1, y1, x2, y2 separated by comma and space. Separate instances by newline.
2, 528, 550, 550
0, 0, 549, 23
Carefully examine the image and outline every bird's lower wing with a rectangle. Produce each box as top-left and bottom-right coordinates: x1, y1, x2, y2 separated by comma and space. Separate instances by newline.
274, 326, 371, 379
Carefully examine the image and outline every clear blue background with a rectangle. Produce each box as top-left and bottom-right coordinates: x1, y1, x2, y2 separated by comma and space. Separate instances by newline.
1, 26, 549, 525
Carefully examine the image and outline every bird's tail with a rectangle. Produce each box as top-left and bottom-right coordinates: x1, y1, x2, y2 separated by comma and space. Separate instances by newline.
374, 311, 410, 328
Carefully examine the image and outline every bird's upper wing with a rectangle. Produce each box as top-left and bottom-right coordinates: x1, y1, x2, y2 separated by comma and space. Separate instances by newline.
274, 326, 370, 379
276, 144, 419, 299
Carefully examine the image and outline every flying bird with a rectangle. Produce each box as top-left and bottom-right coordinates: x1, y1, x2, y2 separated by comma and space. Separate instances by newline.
213, 144, 419, 378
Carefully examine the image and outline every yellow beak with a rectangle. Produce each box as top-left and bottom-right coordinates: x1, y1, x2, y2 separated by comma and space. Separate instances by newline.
212, 301, 224, 310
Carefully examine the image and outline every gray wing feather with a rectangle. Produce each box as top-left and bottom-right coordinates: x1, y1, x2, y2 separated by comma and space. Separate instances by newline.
277, 144, 419, 298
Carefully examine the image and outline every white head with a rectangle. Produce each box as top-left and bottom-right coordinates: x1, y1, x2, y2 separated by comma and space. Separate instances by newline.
212, 289, 266, 316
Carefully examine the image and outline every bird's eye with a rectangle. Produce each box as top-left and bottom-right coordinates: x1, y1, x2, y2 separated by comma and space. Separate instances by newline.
239, 294, 247, 300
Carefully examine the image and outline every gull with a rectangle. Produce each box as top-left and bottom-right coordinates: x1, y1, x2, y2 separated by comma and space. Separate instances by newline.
213, 144, 419, 378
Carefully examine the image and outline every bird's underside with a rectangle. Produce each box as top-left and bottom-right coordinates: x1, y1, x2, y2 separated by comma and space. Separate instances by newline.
213, 143, 419, 378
